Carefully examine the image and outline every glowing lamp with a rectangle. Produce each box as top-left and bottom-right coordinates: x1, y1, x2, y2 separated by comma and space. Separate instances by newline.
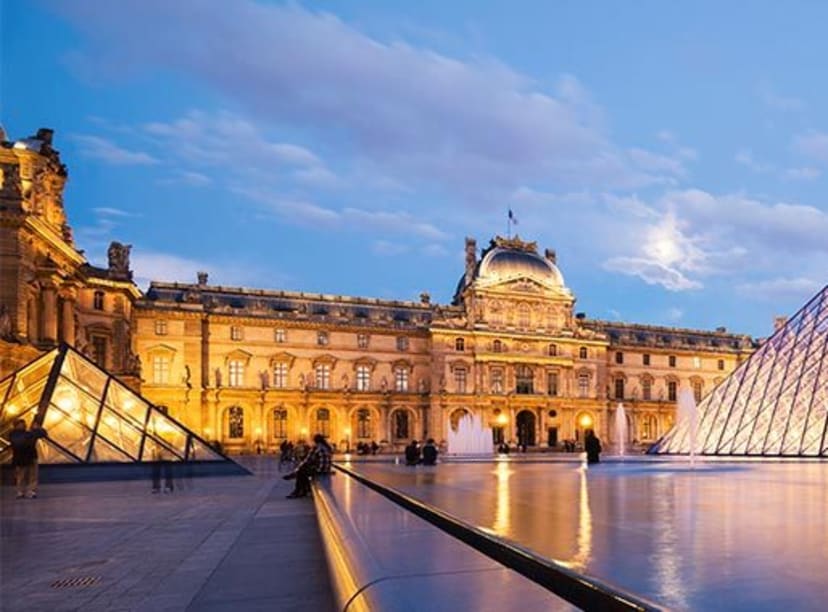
496, 413, 508, 426
579, 414, 593, 428
344, 427, 352, 436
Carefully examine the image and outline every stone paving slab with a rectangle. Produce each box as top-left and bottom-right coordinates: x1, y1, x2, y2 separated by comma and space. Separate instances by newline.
0, 457, 333, 612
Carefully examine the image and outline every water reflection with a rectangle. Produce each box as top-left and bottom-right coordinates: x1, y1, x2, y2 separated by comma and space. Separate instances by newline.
491, 460, 513, 535
559, 465, 592, 572
651, 474, 687, 609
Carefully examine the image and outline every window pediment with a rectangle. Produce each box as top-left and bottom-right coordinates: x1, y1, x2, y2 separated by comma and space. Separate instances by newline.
392, 359, 412, 371
147, 343, 177, 357
313, 354, 338, 368
353, 357, 377, 371
269, 352, 296, 367
448, 358, 471, 371
225, 348, 253, 364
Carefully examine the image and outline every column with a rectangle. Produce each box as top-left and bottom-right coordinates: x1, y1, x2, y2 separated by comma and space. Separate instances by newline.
60, 288, 76, 345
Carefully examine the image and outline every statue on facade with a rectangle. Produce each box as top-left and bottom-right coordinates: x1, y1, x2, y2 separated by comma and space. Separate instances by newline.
214, 368, 223, 388
380, 376, 388, 392
125, 351, 142, 378
341, 373, 349, 390
0, 305, 13, 340
107, 242, 133, 280
259, 370, 269, 389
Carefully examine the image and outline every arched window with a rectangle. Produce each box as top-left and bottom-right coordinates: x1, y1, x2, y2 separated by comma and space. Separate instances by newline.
449, 408, 469, 432
493, 339, 503, 353
228, 406, 244, 438
518, 303, 531, 328
356, 408, 373, 439
579, 346, 588, 359
273, 407, 288, 439
516, 365, 534, 394
315, 408, 330, 436
547, 343, 558, 356
393, 411, 410, 439
455, 338, 465, 351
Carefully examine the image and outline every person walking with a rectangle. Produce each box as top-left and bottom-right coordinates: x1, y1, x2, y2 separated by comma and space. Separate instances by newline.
285, 434, 332, 499
585, 430, 602, 465
10, 418, 47, 499
404, 439, 421, 466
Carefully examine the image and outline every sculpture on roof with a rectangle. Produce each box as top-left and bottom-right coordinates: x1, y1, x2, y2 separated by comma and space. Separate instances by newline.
108, 242, 132, 280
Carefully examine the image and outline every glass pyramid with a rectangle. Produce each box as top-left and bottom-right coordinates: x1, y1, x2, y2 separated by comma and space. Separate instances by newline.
651, 285, 828, 456
0, 344, 227, 464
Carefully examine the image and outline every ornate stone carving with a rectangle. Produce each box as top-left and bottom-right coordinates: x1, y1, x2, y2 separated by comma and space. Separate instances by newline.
107, 242, 132, 280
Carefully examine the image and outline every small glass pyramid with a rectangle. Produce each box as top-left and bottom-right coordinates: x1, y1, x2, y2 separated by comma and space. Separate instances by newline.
651, 285, 828, 456
0, 345, 226, 464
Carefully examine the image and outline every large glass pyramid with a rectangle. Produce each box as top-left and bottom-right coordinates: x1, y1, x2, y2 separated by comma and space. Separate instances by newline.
651, 285, 828, 456
0, 344, 227, 464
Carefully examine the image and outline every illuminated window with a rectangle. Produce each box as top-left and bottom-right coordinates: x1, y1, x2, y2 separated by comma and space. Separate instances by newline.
718, 359, 725, 371
669, 355, 677, 368
396, 336, 409, 351
317, 331, 329, 346
394, 367, 409, 392
315, 364, 331, 390
272, 363, 288, 388
615, 351, 624, 364
579, 346, 588, 359
393, 411, 410, 439
493, 339, 503, 353
614, 378, 625, 400
357, 408, 372, 438
315, 408, 330, 436
643, 415, 658, 440
273, 407, 287, 439
454, 368, 467, 393
578, 373, 590, 398
230, 326, 243, 341
516, 365, 533, 394
356, 365, 371, 391
152, 356, 170, 385
357, 333, 369, 349
693, 356, 702, 369
228, 360, 244, 387
642, 378, 652, 400
643, 353, 650, 366
455, 338, 465, 351
518, 304, 530, 328
668, 381, 677, 402
547, 371, 559, 396
93, 291, 104, 311
154, 320, 167, 335
228, 406, 244, 438
275, 328, 286, 343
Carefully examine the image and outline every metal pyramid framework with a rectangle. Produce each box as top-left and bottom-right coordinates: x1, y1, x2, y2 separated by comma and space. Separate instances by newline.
651, 285, 828, 456
0, 344, 227, 464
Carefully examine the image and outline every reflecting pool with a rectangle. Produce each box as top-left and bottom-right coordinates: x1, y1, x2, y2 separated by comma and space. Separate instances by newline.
350, 460, 828, 610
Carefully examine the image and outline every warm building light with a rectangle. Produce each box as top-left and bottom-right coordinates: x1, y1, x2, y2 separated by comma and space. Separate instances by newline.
344, 427, 352, 436
204, 427, 212, 437
6, 403, 18, 415
56, 396, 75, 412
496, 413, 508, 426
579, 414, 593, 428
300, 427, 308, 436
255, 427, 262, 437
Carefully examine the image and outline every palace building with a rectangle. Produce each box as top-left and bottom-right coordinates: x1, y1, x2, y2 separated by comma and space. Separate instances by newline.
0, 129, 757, 453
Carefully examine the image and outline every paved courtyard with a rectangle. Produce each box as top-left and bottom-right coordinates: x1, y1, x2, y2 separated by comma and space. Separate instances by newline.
0, 457, 332, 611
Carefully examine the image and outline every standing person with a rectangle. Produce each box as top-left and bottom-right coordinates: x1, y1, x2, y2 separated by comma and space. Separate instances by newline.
370, 440, 379, 455
10, 418, 47, 499
404, 439, 421, 466
285, 434, 332, 499
585, 430, 602, 465
421, 438, 438, 465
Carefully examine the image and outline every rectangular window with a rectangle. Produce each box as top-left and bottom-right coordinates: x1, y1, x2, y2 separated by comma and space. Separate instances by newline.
455, 338, 465, 351
578, 374, 589, 398
317, 331, 329, 346
668, 381, 677, 402
643, 353, 650, 366
356, 365, 371, 391
154, 320, 167, 335
315, 364, 331, 390
642, 378, 652, 400
491, 368, 504, 393
275, 328, 286, 343
92, 336, 107, 368
395, 367, 409, 392
547, 372, 559, 396
228, 361, 244, 387
93, 291, 104, 311
693, 356, 702, 369
230, 326, 243, 341
669, 355, 677, 368
615, 351, 624, 364
454, 368, 467, 393
357, 333, 369, 349
579, 347, 588, 359
273, 363, 288, 388
273, 409, 287, 439
693, 380, 703, 402
614, 378, 625, 400
718, 359, 725, 371
396, 336, 409, 351
152, 356, 170, 384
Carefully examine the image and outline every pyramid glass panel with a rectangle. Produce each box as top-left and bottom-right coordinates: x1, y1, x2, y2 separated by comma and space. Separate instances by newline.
1, 345, 240, 467
651, 285, 828, 457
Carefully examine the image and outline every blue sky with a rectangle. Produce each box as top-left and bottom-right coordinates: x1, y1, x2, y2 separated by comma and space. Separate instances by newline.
3, 0, 828, 337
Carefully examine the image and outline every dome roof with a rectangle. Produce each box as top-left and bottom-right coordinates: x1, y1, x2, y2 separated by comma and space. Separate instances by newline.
478, 247, 565, 287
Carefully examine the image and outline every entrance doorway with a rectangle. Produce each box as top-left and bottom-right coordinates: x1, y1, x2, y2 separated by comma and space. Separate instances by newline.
547, 426, 558, 447
516, 410, 536, 448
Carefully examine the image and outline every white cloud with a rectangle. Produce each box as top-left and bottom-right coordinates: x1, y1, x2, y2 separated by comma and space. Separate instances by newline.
603, 256, 702, 291
92, 207, 135, 217
72, 134, 158, 165
737, 277, 822, 301
372, 240, 408, 256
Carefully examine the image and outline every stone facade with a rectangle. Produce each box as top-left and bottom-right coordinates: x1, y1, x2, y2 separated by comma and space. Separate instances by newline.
0, 129, 757, 452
